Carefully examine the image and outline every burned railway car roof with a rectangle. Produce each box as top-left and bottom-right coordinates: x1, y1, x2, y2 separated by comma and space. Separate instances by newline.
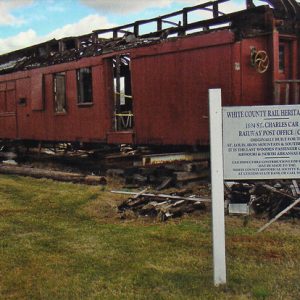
0, 0, 299, 75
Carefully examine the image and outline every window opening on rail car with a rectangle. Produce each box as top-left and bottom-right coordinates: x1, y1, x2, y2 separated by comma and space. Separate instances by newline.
112, 54, 133, 131
54, 72, 67, 113
279, 44, 285, 73
77, 67, 93, 104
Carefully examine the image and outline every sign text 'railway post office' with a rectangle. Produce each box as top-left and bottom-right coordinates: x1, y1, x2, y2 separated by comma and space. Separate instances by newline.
223, 105, 300, 180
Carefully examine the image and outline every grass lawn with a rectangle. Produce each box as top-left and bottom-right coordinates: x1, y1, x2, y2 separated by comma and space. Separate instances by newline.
0, 174, 299, 300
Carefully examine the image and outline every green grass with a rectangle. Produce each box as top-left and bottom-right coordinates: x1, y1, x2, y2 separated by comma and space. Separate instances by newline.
0, 175, 299, 299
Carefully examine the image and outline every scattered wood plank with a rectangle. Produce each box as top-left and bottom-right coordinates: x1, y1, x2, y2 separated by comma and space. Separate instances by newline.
116, 188, 209, 221
133, 187, 149, 199
261, 184, 295, 200
258, 198, 300, 233
225, 180, 300, 220
156, 177, 173, 191
0, 164, 106, 185
292, 180, 300, 195
111, 190, 211, 203
290, 184, 297, 197
174, 170, 209, 182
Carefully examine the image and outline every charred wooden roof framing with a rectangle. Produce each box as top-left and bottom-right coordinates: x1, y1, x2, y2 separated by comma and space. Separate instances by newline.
0, 0, 300, 75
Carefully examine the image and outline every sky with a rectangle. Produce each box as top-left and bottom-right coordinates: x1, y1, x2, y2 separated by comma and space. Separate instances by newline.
0, 0, 265, 55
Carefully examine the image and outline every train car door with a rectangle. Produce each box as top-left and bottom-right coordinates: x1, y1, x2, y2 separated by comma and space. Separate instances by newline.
111, 54, 134, 132
105, 54, 134, 144
0, 81, 17, 139
275, 38, 298, 104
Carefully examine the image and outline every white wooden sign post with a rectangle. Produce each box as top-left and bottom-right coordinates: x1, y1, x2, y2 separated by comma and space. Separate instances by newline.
209, 89, 227, 286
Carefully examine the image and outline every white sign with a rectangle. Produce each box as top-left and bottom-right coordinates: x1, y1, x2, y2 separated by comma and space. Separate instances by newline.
223, 105, 300, 180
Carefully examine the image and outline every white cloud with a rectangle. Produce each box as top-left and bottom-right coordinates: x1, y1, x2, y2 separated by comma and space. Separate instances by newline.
0, 0, 251, 55
46, 14, 115, 39
0, 29, 39, 54
219, 1, 246, 14
47, 5, 65, 12
0, 14, 115, 54
79, 0, 247, 14
46, 1, 66, 12
0, 0, 33, 26
80, 0, 174, 13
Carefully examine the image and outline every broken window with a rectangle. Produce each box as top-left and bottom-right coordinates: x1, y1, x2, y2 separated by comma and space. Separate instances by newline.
77, 67, 93, 104
112, 54, 133, 130
54, 72, 67, 113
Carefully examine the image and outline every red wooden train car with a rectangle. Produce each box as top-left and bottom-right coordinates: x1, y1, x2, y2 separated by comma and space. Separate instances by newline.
0, 0, 299, 147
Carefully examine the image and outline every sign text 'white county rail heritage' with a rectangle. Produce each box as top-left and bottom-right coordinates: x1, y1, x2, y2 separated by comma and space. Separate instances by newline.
223, 105, 300, 180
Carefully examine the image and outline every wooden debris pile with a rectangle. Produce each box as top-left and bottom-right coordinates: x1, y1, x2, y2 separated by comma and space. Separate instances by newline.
107, 160, 210, 189
225, 180, 300, 219
114, 189, 211, 221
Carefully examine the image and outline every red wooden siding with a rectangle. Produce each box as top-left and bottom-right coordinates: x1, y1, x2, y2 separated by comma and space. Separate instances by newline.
132, 31, 233, 145
239, 36, 273, 106
31, 73, 44, 111
0, 27, 297, 146
14, 60, 111, 143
